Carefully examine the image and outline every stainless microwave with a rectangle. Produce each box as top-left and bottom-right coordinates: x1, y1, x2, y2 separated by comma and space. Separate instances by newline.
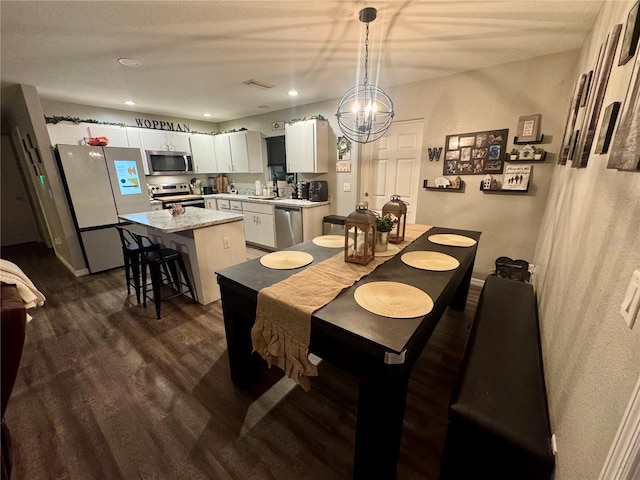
145, 150, 193, 175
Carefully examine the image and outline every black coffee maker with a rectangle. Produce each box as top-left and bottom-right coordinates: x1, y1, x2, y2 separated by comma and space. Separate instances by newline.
308, 181, 328, 202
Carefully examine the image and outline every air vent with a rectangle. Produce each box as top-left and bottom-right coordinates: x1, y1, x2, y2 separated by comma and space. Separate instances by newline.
243, 79, 275, 90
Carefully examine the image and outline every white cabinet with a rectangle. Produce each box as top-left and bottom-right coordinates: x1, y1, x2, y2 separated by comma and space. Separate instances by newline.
302, 204, 330, 241
204, 198, 217, 210
243, 202, 275, 248
88, 125, 129, 147
285, 119, 329, 173
190, 134, 217, 173
140, 129, 191, 152
213, 131, 265, 173
46, 123, 90, 146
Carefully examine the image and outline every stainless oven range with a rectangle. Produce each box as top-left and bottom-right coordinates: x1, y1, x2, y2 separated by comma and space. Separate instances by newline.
148, 183, 205, 209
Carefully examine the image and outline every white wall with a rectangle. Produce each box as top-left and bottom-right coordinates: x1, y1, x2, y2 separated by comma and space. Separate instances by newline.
533, 2, 640, 478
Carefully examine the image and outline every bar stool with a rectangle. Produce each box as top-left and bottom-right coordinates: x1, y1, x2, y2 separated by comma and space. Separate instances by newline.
131, 232, 197, 319
115, 226, 158, 304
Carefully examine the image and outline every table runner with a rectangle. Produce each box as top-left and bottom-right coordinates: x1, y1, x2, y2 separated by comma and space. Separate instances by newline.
251, 224, 432, 391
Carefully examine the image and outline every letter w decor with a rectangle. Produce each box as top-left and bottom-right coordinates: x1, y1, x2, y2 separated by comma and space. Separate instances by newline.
428, 147, 442, 161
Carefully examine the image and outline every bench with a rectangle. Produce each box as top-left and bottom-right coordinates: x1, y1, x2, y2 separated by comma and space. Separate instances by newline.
439, 275, 554, 480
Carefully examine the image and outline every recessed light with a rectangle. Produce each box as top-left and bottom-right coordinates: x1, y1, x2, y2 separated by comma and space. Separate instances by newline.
288, 90, 299, 96
202, 113, 212, 117
123, 100, 136, 106
118, 58, 142, 67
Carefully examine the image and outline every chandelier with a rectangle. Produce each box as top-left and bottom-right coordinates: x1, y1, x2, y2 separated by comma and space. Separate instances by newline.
336, 7, 394, 144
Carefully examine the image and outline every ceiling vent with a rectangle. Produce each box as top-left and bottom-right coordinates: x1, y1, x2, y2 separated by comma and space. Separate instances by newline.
243, 79, 275, 90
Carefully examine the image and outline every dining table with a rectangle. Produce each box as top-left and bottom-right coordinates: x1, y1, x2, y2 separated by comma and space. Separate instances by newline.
215, 225, 481, 479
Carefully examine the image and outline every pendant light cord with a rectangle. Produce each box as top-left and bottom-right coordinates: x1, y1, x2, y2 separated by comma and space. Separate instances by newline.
363, 22, 370, 87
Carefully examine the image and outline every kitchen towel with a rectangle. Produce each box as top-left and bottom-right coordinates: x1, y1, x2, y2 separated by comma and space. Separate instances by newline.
251, 224, 432, 391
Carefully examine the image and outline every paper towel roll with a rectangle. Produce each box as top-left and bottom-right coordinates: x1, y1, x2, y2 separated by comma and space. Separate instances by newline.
255, 180, 262, 195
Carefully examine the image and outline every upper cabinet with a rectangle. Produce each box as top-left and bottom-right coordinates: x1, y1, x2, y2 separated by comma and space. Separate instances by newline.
190, 134, 217, 174
46, 123, 90, 146
285, 119, 329, 173
213, 131, 265, 173
138, 129, 191, 152
88, 125, 129, 147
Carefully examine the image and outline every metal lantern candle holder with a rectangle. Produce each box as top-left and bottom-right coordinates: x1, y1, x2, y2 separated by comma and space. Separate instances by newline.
382, 195, 408, 244
345, 203, 377, 265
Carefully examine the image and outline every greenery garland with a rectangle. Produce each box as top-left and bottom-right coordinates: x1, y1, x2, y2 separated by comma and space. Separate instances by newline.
44, 115, 127, 127
288, 114, 327, 124
45, 116, 249, 136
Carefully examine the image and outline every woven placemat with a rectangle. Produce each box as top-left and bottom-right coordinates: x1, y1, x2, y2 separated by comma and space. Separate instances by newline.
312, 235, 354, 248
374, 243, 400, 257
354, 281, 434, 318
260, 251, 314, 270
428, 233, 477, 247
401, 251, 460, 271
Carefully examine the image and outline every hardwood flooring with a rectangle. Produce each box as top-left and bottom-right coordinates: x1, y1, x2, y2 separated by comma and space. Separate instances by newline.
2, 242, 478, 480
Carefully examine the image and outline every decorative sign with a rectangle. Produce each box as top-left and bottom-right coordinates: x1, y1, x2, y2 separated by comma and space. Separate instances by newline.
444, 128, 508, 175
336, 161, 352, 173
502, 165, 531, 191
516, 114, 542, 143
134, 118, 191, 132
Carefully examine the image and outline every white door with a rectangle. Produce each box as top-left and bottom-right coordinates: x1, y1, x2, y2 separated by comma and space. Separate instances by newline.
361, 120, 424, 223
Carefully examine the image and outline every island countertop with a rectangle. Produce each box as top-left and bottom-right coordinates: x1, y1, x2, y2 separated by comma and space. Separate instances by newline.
119, 207, 244, 234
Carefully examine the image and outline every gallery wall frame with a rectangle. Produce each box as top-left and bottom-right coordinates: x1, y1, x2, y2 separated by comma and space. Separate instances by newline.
573, 23, 622, 168
444, 128, 508, 175
619, 0, 640, 66
559, 74, 587, 165
595, 102, 621, 154
607, 54, 640, 170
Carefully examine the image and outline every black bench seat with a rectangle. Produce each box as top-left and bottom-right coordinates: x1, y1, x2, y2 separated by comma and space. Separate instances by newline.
440, 275, 554, 480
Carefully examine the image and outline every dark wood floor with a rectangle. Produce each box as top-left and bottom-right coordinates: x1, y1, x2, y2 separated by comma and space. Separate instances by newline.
2, 242, 478, 480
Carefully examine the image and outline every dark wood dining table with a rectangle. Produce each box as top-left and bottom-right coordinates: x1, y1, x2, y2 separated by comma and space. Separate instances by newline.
216, 226, 481, 479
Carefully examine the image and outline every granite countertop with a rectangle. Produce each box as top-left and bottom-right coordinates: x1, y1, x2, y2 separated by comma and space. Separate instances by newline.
203, 193, 329, 208
119, 207, 243, 234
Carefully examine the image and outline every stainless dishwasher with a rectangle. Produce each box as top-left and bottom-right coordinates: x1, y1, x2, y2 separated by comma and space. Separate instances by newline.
275, 205, 303, 249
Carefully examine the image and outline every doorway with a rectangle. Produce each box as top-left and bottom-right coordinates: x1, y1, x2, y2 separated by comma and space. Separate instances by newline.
360, 119, 424, 223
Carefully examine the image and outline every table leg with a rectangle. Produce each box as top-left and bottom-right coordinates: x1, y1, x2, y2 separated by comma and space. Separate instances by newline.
219, 281, 261, 387
450, 258, 475, 311
353, 365, 410, 480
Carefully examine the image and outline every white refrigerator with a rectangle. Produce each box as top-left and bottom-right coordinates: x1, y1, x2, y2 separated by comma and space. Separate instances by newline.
56, 145, 151, 273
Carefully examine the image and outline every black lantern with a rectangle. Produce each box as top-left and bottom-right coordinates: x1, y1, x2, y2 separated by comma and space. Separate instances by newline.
345, 203, 376, 265
382, 195, 408, 244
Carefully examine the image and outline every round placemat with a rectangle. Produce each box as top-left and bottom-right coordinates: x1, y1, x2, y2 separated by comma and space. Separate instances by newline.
428, 233, 477, 247
374, 243, 400, 257
401, 251, 460, 271
260, 251, 314, 270
312, 235, 353, 248
354, 281, 434, 318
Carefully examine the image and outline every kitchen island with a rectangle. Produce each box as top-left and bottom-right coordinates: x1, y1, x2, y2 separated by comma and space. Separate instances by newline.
119, 207, 245, 305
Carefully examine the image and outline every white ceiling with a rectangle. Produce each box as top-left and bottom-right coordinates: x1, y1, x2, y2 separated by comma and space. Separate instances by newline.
1, 1, 603, 124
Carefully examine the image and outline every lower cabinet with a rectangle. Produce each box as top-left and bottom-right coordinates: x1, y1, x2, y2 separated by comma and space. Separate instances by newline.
242, 202, 275, 249
204, 198, 217, 210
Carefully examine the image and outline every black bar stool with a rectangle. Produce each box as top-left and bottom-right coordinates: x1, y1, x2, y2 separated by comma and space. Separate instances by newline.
131, 232, 197, 319
115, 226, 159, 304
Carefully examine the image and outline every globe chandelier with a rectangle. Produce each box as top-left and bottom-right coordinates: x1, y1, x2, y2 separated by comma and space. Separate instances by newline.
336, 7, 394, 144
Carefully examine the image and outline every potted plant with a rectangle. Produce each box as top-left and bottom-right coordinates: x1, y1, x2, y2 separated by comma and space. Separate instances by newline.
375, 213, 397, 252
510, 148, 519, 160
533, 146, 545, 160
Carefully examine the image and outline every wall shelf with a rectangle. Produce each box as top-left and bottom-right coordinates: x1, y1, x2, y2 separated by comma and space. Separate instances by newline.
423, 179, 465, 192
508, 152, 547, 162
480, 182, 529, 194
514, 134, 544, 145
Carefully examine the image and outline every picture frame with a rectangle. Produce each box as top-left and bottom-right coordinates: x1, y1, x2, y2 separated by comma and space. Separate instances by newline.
594, 102, 621, 154
443, 128, 508, 175
515, 114, 542, 143
558, 74, 586, 164
607, 54, 640, 170
619, 0, 640, 66
580, 70, 593, 108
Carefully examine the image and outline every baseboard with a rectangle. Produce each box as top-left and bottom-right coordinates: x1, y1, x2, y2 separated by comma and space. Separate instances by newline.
55, 251, 89, 277
471, 277, 485, 288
